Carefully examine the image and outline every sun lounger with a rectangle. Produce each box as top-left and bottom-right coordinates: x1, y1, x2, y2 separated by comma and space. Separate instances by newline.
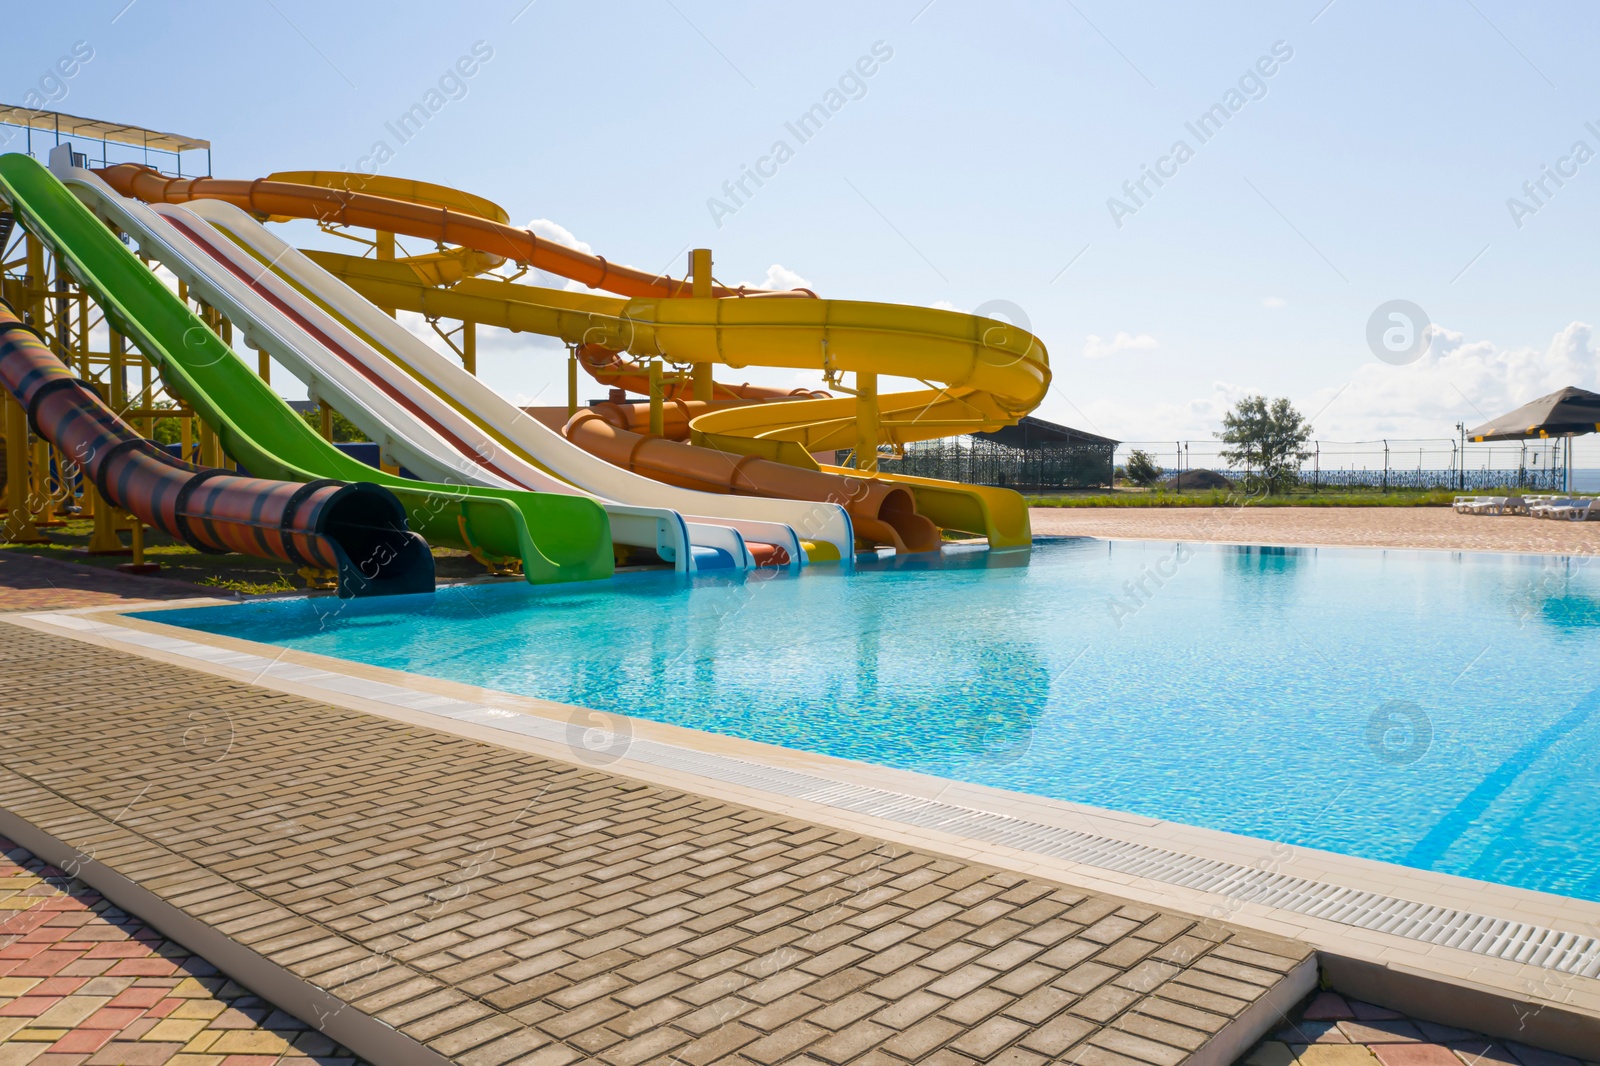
1544, 498, 1596, 521
1466, 496, 1520, 515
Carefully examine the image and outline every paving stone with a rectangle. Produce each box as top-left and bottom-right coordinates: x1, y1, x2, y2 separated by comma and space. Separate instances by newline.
1338, 1018, 1425, 1044
1278, 1019, 1352, 1044
0, 623, 1316, 1066
1290, 1047, 1382, 1065
1018, 1012, 1097, 1057
1370, 1045, 1467, 1066
1243, 1039, 1297, 1065
1071, 983, 1141, 1023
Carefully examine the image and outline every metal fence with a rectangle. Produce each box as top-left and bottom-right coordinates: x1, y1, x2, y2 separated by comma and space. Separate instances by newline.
871, 436, 1116, 490
1118, 437, 1575, 492
855, 436, 1578, 492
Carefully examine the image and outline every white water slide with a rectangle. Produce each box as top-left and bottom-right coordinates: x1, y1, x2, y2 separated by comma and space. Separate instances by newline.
57, 157, 797, 571
175, 198, 855, 563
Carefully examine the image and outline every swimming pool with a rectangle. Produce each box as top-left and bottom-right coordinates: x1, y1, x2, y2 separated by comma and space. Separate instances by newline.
142, 538, 1600, 902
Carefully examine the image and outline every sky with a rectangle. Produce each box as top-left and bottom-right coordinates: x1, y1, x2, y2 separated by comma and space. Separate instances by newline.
12, 0, 1600, 468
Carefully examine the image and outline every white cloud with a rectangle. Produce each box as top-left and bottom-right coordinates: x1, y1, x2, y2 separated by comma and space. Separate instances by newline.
930, 300, 962, 313
1081, 331, 1159, 360
739, 263, 811, 292
1263, 296, 1287, 309
1045, 321, 1600, 446
524, 218, 592, 255
1307, 320, 1600, 440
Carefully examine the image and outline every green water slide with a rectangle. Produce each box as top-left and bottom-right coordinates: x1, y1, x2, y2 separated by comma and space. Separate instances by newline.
0, 154, 612, 583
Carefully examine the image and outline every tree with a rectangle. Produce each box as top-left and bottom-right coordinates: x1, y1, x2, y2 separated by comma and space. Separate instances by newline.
1124, 448, 1161, 487
1214, 395, 1312, 494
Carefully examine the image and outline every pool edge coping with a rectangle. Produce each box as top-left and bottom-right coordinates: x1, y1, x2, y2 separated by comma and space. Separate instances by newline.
8, 600, 1600, 1050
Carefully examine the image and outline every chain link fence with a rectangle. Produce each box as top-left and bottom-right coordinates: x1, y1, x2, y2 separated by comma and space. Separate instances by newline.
1119, 437, 1573, 492
872, 436, 1115, 491
862, 435, 1580, 492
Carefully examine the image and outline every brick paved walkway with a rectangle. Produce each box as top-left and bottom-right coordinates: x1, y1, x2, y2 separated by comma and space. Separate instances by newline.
0, 622, 1312, 1065
0, 833, 363, 1066
1029, 507, 1600, 556
1239, 990, 1600, 1065
0, 554, 207, 611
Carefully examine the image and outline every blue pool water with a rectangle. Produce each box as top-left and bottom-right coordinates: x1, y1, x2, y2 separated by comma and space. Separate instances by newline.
141, 539, 1600, 902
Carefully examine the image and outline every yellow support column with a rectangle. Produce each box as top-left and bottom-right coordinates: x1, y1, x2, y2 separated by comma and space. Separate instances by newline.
180, 416, 193, 465
76, 292, 90, 379
648, 359, 665, 438
567, 348, 579, 419
215, 314, 236, 469
198, 420, 222, 468
690, 248, 714, 402
258, 349, 271, 383
462, 320, 476, 375
375, 231, 397, 317
86, 482, 127, 554
109, 329, 126, 413
3, 393, 43, 543
855, 371, 879, 474
139, 361, 153, 437
116, 516, 161, 574
690, 248, 713, 298
320, 402, 333, 441
10, 233, 51, 537
30, 438, 55, 526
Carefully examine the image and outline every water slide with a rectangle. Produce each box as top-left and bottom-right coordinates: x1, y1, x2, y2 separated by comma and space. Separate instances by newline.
0, 153, 614, 584
94, 165, 1050, 550
278, 251, 943, 552
0, 301, 433, 596
171, 198, 839, 565
56, 163, 756, 573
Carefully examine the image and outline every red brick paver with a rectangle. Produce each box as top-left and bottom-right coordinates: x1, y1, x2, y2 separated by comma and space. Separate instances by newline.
0, 553, 204, 611
1237, 991, 1598, 1066
0, 834, 364, 1066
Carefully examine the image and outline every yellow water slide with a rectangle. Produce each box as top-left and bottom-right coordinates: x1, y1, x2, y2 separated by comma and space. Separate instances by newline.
98, 165, 1051, 548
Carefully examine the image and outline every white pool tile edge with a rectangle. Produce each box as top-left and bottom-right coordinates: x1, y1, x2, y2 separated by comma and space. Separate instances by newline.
11, 600, 1600, 1021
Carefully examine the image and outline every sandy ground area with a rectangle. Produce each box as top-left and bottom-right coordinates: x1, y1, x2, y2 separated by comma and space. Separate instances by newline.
1029, 505, 1600, 555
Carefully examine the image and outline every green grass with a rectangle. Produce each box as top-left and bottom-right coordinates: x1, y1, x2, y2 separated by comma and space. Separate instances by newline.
1025, 487, 1485, 508
197, 573, 297, 595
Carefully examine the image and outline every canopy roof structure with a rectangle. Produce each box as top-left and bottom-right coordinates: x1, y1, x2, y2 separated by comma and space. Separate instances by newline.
1468, 386, 1600, 442
0, 105, 208, 153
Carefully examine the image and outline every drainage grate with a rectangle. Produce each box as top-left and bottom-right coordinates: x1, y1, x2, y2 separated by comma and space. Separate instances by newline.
46, 613, 1600, 981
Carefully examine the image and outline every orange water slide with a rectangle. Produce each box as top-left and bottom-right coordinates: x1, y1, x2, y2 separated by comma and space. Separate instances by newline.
96, 165, 809, 301
563, 405, 937, 552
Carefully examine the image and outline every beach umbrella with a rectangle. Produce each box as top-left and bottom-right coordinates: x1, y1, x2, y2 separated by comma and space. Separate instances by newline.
1467, 386, 1600, 491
